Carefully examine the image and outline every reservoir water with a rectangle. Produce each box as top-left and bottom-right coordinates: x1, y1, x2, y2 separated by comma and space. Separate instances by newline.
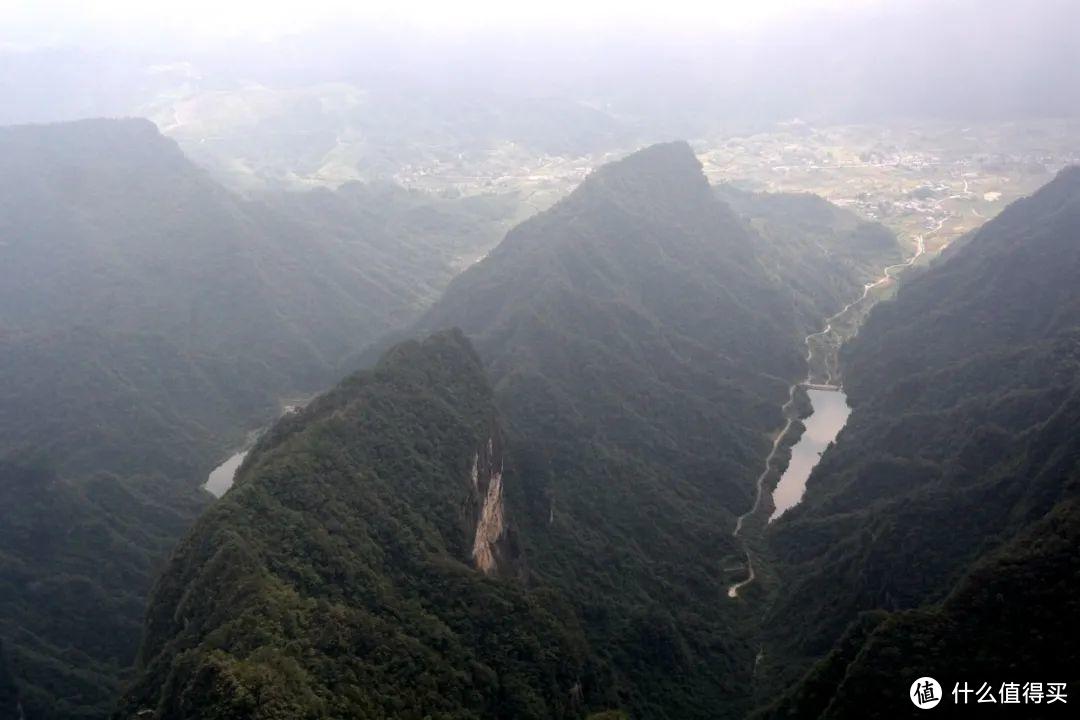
202, 402, 308, 498
769, 388, 851, 521
204, 450, 248, 498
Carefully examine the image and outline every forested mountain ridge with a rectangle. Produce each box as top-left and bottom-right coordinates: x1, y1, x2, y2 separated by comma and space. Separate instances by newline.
123, 141, 905, 719
757, 166, 1080, 713
0, 118, 516, 481
409, 141, 904, 717
0, 118, 516, 720
118, 331, 593, 720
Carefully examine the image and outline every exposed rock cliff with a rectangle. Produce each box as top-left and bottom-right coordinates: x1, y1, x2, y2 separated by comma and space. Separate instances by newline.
471, 436, 507, 574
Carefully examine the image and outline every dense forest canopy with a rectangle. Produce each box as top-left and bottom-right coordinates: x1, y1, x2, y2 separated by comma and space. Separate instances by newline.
0, 0, 1079, 717
119, 330, 601, 719
1, 92, 1076, 717
122, 142, 907, 719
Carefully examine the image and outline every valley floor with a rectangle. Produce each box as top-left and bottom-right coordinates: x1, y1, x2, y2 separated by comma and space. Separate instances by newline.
727, 223, 939, 601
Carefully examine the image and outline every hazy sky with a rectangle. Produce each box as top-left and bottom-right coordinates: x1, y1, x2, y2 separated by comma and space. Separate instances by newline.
3, 0, 880, 46
3, 0, 1078, 127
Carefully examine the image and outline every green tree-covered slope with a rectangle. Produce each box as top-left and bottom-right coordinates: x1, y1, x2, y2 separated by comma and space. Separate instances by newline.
0, 118, 516, 720
0, 462, 205, 719
756, 496, 1080, 719
121, 141, 903, 719
758, 166, 1080, 712
715, 185, 902, 331
0, 118, 516, 482
410, 142, 901, 718
119, 331, 592, 720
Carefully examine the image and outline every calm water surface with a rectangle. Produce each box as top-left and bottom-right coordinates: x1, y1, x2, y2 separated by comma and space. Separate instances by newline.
770, 388, 851, 521
202, 402, 307, 498
204, 450, 249, 498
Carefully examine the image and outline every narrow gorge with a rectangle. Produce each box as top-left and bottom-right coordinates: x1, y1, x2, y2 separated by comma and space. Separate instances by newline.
727, 227, 934, 598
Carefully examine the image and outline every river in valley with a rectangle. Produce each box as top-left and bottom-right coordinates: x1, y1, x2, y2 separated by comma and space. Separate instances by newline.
769, 388, 851, 521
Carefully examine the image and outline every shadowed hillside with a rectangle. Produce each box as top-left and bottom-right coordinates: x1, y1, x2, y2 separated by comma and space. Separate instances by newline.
0, 118, 516, 720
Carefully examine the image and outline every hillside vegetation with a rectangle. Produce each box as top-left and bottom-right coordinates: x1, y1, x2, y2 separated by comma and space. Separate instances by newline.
0, 118, 516, 720
758, 166, 1080, 712
0, 119, 516, 483
124, 142, 905, 719
397, 142, 901, 717
119, 331, 594, 719
716, 184, 902, 332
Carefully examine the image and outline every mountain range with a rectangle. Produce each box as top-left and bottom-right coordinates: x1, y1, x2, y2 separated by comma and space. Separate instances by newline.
5, 117, 1074, 720
114, 141, 903, 719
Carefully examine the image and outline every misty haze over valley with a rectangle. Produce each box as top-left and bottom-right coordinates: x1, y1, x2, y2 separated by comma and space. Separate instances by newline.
1, 2, 1079, 719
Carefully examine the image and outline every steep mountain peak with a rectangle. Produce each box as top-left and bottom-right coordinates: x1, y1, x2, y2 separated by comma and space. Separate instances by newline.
567, 139, 714, 219
434, 140, 745, 285
417, 139, 790, 372
586, 140, 702, 185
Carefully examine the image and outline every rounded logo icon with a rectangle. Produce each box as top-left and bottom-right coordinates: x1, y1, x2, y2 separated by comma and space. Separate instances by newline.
910, 677, 942, 709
